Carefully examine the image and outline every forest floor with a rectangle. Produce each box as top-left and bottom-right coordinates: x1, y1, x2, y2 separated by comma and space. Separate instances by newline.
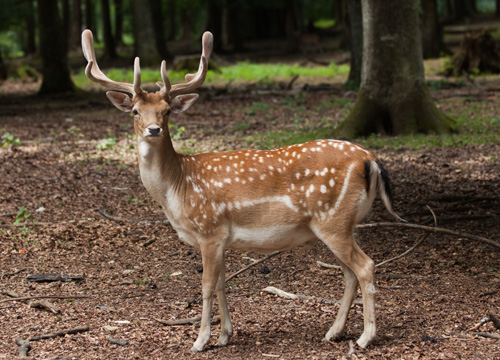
0, 69, 499, 360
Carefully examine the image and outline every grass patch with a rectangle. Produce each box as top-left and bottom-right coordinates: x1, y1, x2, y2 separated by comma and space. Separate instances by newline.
73, 61, 349, 88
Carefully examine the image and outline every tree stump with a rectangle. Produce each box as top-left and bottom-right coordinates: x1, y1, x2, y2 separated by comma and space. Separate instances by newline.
452, 30, 500, 76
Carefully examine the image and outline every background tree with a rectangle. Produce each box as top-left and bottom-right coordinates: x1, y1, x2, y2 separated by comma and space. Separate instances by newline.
345, 0, 362, 88
133, 0, 161, 66
150, 0, 171, 61
336, 0, 453, 136
68, 0, 82, 50
37, 0, 75, 94
101, 0, 117, 59
422, 0, 446, 59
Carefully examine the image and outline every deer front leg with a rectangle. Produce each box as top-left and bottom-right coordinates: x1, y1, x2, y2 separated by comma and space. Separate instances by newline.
215, 252, 233, 346
191, 241, 224, 352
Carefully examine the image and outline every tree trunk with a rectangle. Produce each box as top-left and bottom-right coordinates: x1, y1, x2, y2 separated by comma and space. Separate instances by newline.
85, 0, 97, 40
114, 0, 123, 46
62, 0, 70, 53
206, 0, 223, 52
337, 0, 453, 137
37, 0, 75, 94
345, 0, 362, 88
150, 0, 171, 61
25, 0, 37, 55
421, 0, 444, 59
101, 0, 117, 59
133, 0, 161, 66
69, 0, 82, 49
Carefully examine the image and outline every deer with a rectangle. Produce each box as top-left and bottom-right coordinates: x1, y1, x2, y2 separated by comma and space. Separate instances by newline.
81, 29, 402, 352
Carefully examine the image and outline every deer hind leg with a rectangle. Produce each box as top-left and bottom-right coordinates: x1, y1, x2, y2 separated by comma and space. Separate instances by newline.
320, 232, 376, 349
322, 258, 358, 342
191, 241, 224, 352
215, 252, 233, 346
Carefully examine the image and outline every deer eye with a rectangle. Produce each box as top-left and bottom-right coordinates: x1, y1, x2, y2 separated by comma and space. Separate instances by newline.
166, 109, 171, 116
132, 109, 139, 116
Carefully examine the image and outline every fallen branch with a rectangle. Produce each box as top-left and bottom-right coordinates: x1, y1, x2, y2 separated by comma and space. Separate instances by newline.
226, 251, 283, 282
154, 315, 201, 326
27, 273, 84, 282
98, 208, 170, 225
27, 326, 90, 341
15, 338, 30, 357
0, 295, 91, 304
489, 313, 500, 330
473, 332, 500, 340
375, 233, 430, 268
108, 336, 129, 346
262, 286, 365, 306
30, 300, 61, 314
356, 222, 500, 250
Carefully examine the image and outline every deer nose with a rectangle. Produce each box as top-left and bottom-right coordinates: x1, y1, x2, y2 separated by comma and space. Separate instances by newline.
146, 126, 162, 136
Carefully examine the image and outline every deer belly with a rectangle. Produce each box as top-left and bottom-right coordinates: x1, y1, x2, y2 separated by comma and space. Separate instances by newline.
227, 224, 315, 253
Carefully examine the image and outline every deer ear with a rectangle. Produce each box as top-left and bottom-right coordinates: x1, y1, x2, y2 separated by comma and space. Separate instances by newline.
106, 91, 134, 112
170, 94, 199, 114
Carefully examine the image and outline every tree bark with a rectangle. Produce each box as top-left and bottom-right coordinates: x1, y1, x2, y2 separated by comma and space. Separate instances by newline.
114, 0, 123, 46
37, 0, 75, 94
85, 0, 97, 40
69, 0, 82, 50
25, 0, 37, 55
133, 0, 162, 66
101, 0, 117, 59
337, 0, 453, 137
150, 0, 171, 61
422, 0, 444, 59
345, 0, 362, 87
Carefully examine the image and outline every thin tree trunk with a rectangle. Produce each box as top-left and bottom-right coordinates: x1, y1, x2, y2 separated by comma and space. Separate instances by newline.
133, 0, 161, 66
422, 0, 443, 59
114, 0, 123, 46
345, 0, 362, 87
101, 0, 117, 59
69, 0, 82, 49
25, 0, 37, 55
150, 0, 171, 61
37, 0, 75, 94
85, 0, 97, 39
337, 0, 453, 136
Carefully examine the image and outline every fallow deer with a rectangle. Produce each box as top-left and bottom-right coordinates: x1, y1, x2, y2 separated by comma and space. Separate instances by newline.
82, 29, 402, 351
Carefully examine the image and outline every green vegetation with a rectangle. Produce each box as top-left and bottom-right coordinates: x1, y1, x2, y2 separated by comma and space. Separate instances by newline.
14, 206, 31, 226
96, 136, 117, 151
2, 133, 21, 147
73, 62, 349, 89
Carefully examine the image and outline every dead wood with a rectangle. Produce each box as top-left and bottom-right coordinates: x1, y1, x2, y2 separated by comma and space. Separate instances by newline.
15, 338, 30, 357
0, 295, 91, 304
473, 332, 500, 340
108, 336, 129, 346
154, 315, 201, 325
26, 273, 84, 283
356, 222, 500, 250
29, 300, 61, 314
27, 326, 90, 341
1, 290, 23, 298
469, 316, 492, 331
98, 207, 170, 225
226, 251, 283, 282
0, 268, 27, 279
451, 30, 500, 76
489, 313, 500, 330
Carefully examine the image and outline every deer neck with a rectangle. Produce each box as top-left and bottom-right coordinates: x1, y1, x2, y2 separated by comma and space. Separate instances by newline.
136, 133, 184, 206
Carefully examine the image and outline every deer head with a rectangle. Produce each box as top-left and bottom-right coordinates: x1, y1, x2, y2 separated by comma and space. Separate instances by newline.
81, 29, 213, 142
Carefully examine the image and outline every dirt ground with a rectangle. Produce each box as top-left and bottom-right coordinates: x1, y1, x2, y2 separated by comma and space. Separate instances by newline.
0, 79, 499, 360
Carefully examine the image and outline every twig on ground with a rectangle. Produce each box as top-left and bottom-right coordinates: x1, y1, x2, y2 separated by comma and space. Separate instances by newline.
154, 316, 201, 326
489, 313, 500, 330
375, 233, 430, 268
356, 222, 500, 250
26, 273, 84, 282
473, 332, 500, 340
0, 295, 91, 304
317, 260, 341, 270
98, 208, 170, 225
226, 251, 283, 282
108, 336, 129, 346
15, 338, 31, 357
0, 268, 27, 279
27, 326, 90, 341
469, 317, 492, 331
30, 300, 61, 314
262, 286, 356, 305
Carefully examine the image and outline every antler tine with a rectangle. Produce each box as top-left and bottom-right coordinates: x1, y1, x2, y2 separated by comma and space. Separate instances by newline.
133, 57, 143, 95
159, 60, 172, 95
169, 31, 213, 98
81, 29, 137, 95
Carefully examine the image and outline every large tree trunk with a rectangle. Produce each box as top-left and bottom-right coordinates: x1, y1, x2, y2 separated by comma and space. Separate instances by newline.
133, 0, 161, 66
337, 0, 453, 137
114, 0, 123, 46
150, 0, 171, 61
37, 0, 75, 94
69, 0, 82, 50
25, 0, 37, 55
345, 0, 362, 88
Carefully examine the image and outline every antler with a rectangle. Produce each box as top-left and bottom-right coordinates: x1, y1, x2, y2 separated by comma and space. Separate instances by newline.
160, 31, 213, 98
81, 29, 143, 95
